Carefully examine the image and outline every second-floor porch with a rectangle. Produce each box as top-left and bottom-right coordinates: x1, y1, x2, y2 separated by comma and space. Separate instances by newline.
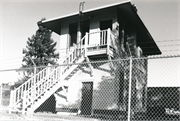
59, 28, 116, 64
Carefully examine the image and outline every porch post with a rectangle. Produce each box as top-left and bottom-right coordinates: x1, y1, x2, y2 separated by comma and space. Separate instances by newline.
78, 2, 85, 58
107, 28, 111, 55
84, 32, 88, 57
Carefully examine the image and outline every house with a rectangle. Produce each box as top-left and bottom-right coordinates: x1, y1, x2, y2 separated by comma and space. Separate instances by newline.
11, 1, 179, 118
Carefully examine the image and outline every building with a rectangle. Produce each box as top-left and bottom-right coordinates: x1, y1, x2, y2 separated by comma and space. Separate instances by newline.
39, 0, 161, 115
12, 1, 180, 119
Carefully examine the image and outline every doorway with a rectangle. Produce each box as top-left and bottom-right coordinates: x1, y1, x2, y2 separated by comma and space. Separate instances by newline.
80, 82, 93, 115
69, 22, 78, 47
100, 20, 112, 44
100, 20, 112, 30
81, 20, 90, 45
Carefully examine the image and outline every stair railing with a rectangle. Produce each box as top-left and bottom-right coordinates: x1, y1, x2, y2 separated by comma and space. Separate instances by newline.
84, 29, 113, 48
13, 68, 47, 104
61, 35, 86, 75
22, 65, 60, 110
9, 67, 48, 110
23, 43, 86, 111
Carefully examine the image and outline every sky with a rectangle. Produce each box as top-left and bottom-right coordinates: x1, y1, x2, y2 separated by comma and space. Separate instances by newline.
0, 0, 180, 85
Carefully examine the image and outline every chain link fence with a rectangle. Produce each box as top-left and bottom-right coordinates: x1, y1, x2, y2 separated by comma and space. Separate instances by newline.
0, 55, 180, 121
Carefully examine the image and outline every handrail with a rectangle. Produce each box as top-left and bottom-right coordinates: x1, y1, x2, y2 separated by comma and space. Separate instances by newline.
23, 66, 60, 109
85, 29, 113, 47
61, 35, 86, 75
12, 67, 47, 105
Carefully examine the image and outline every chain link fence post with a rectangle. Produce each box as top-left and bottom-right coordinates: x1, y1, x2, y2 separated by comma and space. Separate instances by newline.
127, 57, 132, 121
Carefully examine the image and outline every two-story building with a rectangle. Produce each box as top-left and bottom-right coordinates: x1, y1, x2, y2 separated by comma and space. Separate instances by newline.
39, 1, 162, 116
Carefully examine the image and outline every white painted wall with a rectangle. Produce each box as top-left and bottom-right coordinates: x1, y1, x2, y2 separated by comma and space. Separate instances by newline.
59, 21, 69, 63
55, 62, 120, 110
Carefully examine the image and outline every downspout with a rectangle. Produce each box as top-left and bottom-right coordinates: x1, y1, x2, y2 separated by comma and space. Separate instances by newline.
79, 2, 85, 57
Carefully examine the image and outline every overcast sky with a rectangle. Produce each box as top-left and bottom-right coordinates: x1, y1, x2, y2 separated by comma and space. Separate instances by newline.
0, 0, 180, 85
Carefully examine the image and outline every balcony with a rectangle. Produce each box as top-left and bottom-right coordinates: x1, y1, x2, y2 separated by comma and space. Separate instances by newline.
60, 29, 116, 71
84, 28, 115, 58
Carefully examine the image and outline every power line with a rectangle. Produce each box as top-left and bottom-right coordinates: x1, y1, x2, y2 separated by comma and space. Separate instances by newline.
138, 39, 180, 44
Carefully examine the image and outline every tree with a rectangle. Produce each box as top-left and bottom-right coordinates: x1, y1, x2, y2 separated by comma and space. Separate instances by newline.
12, 18, 59, 89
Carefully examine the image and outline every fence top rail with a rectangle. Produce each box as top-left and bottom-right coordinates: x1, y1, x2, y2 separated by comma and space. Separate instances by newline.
1, 55, 180, 73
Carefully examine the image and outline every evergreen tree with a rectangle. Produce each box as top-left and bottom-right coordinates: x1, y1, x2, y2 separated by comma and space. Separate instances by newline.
22, 18, 59, 72
12, 18, 59, 89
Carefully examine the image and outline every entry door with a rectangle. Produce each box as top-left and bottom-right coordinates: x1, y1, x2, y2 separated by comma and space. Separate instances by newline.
80, 82, 93, 115
69, 22, 78, 47
81, 20, 90, 45
100, 20, 112, 44
100, 20, 112, 30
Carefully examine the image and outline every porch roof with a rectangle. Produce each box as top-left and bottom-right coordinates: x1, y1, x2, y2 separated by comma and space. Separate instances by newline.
40, 0, 161, 56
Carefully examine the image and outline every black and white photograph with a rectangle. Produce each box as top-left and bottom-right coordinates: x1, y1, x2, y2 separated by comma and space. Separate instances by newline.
0, 0, 180, 120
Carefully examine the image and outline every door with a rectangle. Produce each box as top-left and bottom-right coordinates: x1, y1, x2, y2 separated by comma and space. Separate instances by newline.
100, 20, 112, 44
80, 82, 93, 115
81, 20, 90, 45
100, 20, 112, 30
69, 22, 78, 47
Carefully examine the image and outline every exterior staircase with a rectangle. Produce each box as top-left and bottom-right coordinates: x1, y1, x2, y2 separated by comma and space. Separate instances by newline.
9, 37, 86, 115
9, 29, 115, 115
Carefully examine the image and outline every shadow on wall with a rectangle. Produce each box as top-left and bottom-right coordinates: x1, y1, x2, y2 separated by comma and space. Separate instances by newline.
93, 75, 117, 110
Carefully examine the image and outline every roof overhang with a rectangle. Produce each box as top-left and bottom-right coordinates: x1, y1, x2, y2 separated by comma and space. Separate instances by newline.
40, 0, 161, 56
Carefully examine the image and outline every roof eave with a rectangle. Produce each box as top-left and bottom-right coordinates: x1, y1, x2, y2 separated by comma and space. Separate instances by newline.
40, 0, 161, 56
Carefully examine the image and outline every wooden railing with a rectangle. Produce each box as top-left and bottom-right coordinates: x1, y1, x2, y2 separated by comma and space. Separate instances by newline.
9, 67, 48, 111
85, 28, 115, 56
61, 35, 86, 75
22, 65, 60, 113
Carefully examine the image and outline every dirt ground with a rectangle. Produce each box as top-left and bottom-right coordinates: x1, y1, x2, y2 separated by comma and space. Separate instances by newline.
1, 106, 179, 121
0, 106, 102, 121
